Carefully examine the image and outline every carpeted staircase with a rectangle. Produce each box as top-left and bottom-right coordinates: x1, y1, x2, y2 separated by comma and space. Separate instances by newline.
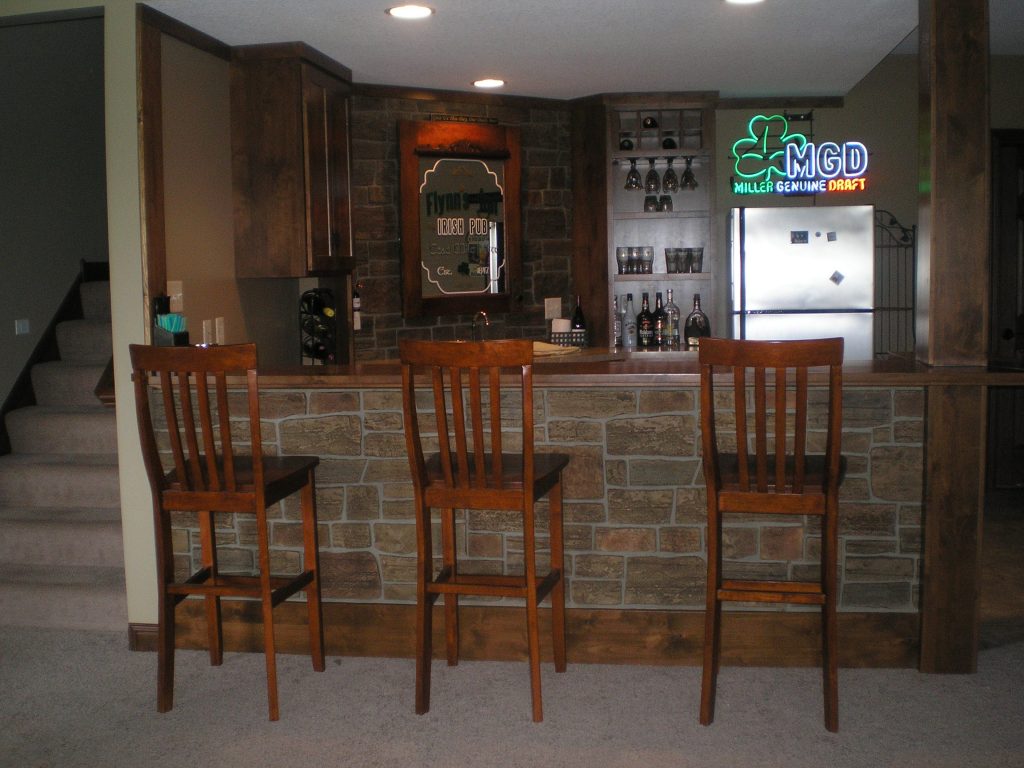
0, 279, 127, 630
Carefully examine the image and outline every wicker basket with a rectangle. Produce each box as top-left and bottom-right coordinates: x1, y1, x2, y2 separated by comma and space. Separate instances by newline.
549, 330, 588, 347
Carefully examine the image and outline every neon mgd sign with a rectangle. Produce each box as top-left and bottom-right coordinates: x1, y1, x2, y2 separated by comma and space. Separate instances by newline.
730, 114, 868, 195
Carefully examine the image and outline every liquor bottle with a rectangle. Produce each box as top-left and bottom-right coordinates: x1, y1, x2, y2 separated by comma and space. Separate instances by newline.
637, 292, 654, 349
664, 289, 681, 349
652, 292, 666, 348
352, 287, 361, 331
623, 293, 637, 348
684, 293, 711, 348
612, 295, 622, 347
571, 295, 587, 330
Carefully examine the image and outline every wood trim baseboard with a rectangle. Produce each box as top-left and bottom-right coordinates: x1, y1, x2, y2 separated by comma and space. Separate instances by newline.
128, 602, 919, 668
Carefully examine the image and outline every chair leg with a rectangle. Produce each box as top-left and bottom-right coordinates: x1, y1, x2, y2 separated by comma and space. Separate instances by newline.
440, 507, 459, 666
524, 501, 544, 723
156, 511, 175, 713
415, 499, 433, 715
256, 512, 279, 721
260, 580, 279, 721
548, 480, 567, 673
823, 502, 839, 732
700, 507, 721, 726
198, 509, 223, 666
301, 474, 325, 672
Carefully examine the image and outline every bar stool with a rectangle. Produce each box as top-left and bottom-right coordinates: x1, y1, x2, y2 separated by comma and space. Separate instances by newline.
129, 343, 325, 721
398, 339, 569, 722
697, 337, 845, 732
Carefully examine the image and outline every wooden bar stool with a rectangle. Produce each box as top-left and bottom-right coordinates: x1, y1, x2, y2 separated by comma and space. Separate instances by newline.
398, 339, 569, 722
129, 343, 325, 721
697, 337, 845, 732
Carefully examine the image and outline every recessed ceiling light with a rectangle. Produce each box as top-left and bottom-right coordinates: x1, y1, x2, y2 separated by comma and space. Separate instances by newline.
725, 0, 764, 4
474, 78, 505, 89
387, 4, 434, 20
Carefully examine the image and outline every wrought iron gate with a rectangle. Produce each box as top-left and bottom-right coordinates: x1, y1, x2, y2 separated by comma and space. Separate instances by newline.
874, 209, 916, 355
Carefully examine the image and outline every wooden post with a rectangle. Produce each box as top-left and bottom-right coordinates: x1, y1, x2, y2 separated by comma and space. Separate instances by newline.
917, 0, 990, 673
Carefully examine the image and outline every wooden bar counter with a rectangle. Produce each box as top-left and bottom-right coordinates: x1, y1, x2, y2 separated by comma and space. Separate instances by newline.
153, 350, 1024, 669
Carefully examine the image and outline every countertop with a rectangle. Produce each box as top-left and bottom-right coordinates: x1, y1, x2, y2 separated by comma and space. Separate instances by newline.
256, 348, 1024, 389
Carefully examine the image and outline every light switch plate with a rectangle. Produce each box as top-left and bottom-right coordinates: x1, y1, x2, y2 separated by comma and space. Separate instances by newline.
167, 280, 184, 313
544, 297, 561, 320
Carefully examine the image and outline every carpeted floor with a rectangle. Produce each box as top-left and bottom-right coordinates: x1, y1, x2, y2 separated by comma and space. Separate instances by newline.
1, 625, 1022, 768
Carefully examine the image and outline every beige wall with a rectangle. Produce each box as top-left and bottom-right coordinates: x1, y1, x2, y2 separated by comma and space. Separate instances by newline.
161, 34, 246, 345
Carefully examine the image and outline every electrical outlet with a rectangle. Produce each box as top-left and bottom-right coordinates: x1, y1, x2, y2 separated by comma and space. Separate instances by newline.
14, 318, 29, 335
167, 280, 184, 313
544, 297, 562, 320
214, 317, 225, 345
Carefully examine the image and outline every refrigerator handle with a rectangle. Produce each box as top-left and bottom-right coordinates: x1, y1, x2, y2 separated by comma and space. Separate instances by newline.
738, 207, 747, 339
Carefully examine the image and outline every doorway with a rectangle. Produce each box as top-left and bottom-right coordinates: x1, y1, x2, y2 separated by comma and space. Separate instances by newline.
982, 130, 1024, 649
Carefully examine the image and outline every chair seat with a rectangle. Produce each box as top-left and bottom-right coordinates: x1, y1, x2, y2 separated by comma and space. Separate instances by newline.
715, 454, 846, 515
422, 452, 569, 508
161, 455, 319, 510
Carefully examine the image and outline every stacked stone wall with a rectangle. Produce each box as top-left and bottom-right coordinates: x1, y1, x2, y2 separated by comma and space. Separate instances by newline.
168, 385, 924, 612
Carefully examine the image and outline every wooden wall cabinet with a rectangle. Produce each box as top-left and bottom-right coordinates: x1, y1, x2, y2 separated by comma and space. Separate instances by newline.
231, 43, 354, 278
573, 93, 718, 346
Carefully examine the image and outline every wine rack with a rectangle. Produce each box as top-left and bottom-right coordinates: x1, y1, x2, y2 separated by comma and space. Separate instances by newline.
299, 288, 338, 364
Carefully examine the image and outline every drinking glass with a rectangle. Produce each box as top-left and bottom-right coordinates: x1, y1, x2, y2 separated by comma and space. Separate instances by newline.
662, 157, 679, 193
681, 156, 699, 190
615, 247, 629, 274
640, 246, 654, 274
689, 246, 704, 273
644, 158, 660, 193
627, 247, 641, 274
624, 158, 642, 191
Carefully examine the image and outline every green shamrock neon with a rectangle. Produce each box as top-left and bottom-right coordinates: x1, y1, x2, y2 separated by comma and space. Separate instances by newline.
731, 114, 808, 183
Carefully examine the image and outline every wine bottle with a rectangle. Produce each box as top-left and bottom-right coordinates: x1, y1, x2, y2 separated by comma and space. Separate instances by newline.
637, 292, 654, 349
652, 292, 666, 348
664, 289, 680, 349
623, 293, 637, 349
571, 294, 587, 330
612, 295, 622, 347
352, 287, 361, 331
684, 293, 711, 348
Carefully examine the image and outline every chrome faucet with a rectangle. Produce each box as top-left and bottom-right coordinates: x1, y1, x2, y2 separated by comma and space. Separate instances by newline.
471, 311, 490, 341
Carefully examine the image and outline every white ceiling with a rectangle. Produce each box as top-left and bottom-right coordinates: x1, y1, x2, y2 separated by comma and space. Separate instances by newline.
143, 1, 1024, 101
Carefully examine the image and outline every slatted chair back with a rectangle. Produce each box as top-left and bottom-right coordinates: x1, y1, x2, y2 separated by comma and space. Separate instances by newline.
132, 343, 263, 508
699, 337, 844, 509
400, 339, 534, 499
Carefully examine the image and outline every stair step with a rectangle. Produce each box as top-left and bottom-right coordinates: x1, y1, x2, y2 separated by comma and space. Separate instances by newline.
5, 405, 118, 454
80, 280, 111, 321
30, 361, 106, 406
0, 507, 124, 567
0, 564, 127, 631
0, 454, 120, 509
56, 318, 112, 363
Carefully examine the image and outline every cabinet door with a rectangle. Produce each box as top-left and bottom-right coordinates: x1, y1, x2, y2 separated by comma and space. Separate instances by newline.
302, 64, 352, 274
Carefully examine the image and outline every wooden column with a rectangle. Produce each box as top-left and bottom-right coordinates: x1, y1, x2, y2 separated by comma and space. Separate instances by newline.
917, 0, 990, 673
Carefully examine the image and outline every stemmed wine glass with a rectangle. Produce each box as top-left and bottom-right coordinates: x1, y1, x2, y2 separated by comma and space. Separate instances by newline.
662, 157, 679, 193
681, 156, 699, 190
624, 158, 642, 191
644, 158, 660, 194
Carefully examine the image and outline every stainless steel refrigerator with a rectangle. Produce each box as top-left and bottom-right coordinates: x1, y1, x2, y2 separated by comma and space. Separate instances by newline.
730, 205, 875, 360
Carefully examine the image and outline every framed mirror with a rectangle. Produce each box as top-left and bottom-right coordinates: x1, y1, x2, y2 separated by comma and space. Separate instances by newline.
399, 119, 521, 317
